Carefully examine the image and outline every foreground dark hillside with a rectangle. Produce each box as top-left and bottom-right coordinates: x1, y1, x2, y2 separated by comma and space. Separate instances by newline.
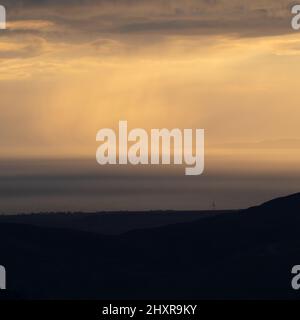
0, 193, 300, 299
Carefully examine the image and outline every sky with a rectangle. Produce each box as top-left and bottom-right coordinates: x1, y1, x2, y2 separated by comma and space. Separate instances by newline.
0, 1, 300, 212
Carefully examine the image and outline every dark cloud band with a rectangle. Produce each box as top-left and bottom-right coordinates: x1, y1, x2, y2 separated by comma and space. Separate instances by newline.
0, 0, 295, 39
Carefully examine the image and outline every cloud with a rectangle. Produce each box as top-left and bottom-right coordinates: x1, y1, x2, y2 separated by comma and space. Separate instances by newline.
0, 0, 295, 68
0, 0, 296, 40
7, 19, 57, 31
0, 35, 50, 58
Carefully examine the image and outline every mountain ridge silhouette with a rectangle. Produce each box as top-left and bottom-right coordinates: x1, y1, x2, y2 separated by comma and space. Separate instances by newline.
0, 192, 300, 299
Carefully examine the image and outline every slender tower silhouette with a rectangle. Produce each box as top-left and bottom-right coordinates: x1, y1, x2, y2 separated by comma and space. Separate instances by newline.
212, 200, 216, 210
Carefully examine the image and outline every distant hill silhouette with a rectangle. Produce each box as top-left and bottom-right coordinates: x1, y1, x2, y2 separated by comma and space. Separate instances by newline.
0, 210, 223, 235
249, 192, 300, 212
0, 193, 300, 299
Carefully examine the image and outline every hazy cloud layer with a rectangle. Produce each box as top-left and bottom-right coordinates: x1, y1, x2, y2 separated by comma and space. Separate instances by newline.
0, 0, 296, 61
0, 0, 300, 163
0, 0, 296, 39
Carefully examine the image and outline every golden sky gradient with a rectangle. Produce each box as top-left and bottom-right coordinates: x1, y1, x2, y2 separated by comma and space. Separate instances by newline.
0, 0, 300, 173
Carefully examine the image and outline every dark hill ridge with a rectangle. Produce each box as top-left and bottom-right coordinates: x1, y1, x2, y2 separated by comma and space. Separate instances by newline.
0, 210, 223, 235
0, 193, 300, 299
249, 192, 300, 212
